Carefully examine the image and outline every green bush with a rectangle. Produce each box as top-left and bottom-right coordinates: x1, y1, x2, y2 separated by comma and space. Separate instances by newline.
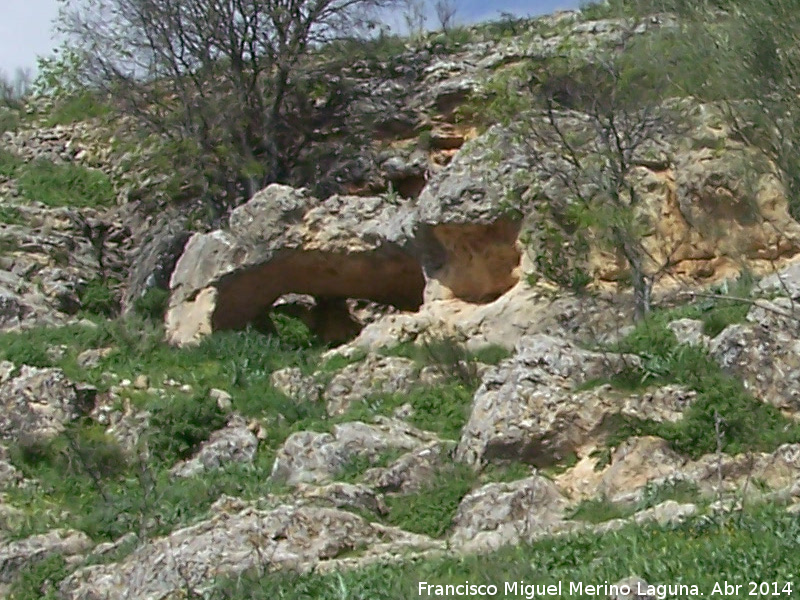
270, 313, 318, 349
0, 149, 23, 178
7, 554, 68, 600
0, 205, 25, 225
133, 287, 170, 322
79, 278, 119, 317
347, 382, 474, 441
607, 312, 800, 458
148, 393, 226, 463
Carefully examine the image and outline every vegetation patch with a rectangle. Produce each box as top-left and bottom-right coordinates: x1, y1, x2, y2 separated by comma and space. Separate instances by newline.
601, 297, 800, 458
383, 463, 476, 538
16, 159, 115, 208
344, 382, 475, 441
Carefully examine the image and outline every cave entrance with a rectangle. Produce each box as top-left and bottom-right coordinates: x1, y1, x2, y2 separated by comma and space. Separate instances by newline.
210, 249, 425, 343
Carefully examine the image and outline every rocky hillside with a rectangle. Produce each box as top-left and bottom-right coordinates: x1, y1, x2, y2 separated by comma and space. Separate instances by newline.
1, 5, 800, 600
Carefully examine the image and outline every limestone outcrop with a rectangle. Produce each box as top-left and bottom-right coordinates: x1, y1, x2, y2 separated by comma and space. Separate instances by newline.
166, 185, 424, 345
59, 498, 441, 600
455, 334, 642, 467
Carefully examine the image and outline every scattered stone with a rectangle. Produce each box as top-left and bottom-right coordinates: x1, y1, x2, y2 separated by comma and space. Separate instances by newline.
270, 367, 323, 403
209, 388, 233, 411
0, 362, 14, 384
608, 576, 655, 600
76, 347, 113, 369
133, 374, 149, 390
296, 482, 387, 515
667, 318, 708, 348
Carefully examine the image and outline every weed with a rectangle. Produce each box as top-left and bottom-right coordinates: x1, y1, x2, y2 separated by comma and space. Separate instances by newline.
79, 278, 120, 317
345, 382, 474, 440
6, 554, 67, 600
604, 310, 800, 458
147, 393, 226, 464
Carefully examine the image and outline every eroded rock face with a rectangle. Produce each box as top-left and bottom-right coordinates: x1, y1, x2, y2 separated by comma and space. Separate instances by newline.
166, 185, 424, 345
416, 127, 528, 303
456, 335, 641, 467
59, 500, 439, 600
0, 366, 94, 442
710, 298, 800, 411
0, 205, 128, 330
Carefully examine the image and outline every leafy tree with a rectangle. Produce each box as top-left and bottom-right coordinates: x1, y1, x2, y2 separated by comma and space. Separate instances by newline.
56, 0, 396, 214
490, 43, 678, 319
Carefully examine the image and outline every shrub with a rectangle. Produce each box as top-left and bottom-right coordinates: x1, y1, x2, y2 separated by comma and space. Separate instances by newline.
0, 205, 25, 225
148, 393, 226, 463
607, 312, 800, 458
133, 287, 170, 322
270, 313, 318, 349
7, 553, 68, 600
79, 278, 119, 317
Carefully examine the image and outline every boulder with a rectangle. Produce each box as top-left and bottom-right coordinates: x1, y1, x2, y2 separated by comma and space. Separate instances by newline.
0, 366, 93, 442
456, 335, 640, 467
449, 475, 568, 553
170, 415, 258, 478
271, 418, 439, 486
166, 185, 424, 346
709, 299, 800, 411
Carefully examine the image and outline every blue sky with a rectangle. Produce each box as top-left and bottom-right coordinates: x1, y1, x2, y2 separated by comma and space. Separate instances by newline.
0, 0, 582, 75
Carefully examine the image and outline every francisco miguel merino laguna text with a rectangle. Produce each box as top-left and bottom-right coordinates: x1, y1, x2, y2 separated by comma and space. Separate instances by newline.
418, 580, 702, 599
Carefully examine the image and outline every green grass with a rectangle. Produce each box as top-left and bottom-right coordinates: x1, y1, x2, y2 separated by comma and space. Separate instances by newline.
16, 158, 115, 208
0, 149, 24, 178
342, 382, 475, 440
568, 496, 636, 524
6, 554, 68, 600
0, 204, 26, 225
41, 91, 113, 127
212, 503, 800, 599
599, 293, 800, 458
0, 318, 330, 542
383, 463, 477, 538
